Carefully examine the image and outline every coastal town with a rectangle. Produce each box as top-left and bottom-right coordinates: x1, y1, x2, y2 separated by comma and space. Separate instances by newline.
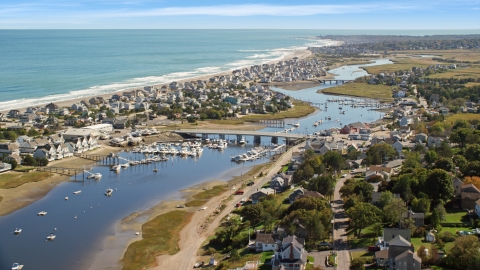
1, 34, 480, 270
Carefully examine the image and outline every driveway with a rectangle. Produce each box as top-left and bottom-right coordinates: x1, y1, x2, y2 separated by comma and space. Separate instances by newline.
332, 174, 351, 269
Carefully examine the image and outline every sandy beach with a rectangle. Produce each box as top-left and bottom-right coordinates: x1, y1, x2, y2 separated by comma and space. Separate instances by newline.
0, 49, 315, 115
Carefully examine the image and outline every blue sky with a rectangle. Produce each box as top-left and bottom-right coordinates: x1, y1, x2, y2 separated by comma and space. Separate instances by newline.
1, 0, 480, 29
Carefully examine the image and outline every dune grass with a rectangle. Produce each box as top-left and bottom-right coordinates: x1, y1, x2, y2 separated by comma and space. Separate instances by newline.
427, 66, 480, 79
319, 82, 393, 102
0, 171, 53, 189
121, 210, 194, 270
185, 185, 228, 207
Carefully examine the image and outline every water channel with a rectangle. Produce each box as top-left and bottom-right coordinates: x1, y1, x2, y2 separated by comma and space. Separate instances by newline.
0, 58, 392, 270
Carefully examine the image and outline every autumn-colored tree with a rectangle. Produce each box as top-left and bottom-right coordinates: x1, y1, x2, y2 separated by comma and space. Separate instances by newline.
464, 176, 480, 190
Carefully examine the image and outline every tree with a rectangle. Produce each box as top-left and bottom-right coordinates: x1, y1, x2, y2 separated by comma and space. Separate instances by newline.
446, 235, 480, 270
453, 155, 468, 170
353, 181, 374, 202
309, 175, 335, 198
6, 159, 17, 170
22, 155, 37, 166
240, 204, 264, 225
27, 128, 39, 137
465, 144, 480, 161
424, 150, 438, 164
434, 157, 454, 172
425, 169, 453, 205
463, 161, 480, 177
322, 150, 346, 173
435, 141, 453, 158
378, 191, 394, 209
411, 197, 431, 214
372, 222, 383, 238
346, 202, 382, 237
450, 128, 473, 148
36, 157, 49, 166
429, 122, 445, 136
403, 152, 422, 169
383, 198, 408, 225
464, 176, 480, 190
230, 249, 240, 262
350, 258, 365, 270
434, 204, 447, 221
365, 144, 397, 165
417, 245, 429, 265
452, 119, 470, 130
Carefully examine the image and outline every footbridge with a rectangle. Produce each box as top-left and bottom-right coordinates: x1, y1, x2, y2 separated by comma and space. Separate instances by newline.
173, 129, 305, 144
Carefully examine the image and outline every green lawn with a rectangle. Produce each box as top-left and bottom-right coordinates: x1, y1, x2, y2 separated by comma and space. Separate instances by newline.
319, 82, 393, 102
185, 185, 228, 207
260, 251, 274, 263
444, 209, 468, 223
446, 113, 480, 124
351, 250, 374, 263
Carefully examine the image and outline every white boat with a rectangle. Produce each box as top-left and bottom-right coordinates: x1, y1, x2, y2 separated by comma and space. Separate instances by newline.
153, 168, 158, 172
111, 165, 121, 171
11, 263, 23, 270
93, 173, 102, 180
37, 211, 47, 216
121, 163, 129, 168
105, 188, 113, 196
73, 190, 81, 194
238, 137, 246, 144
46, 233, 56, 241
14, 228, 22, 234
292, 122, 300, 127
65, 197, 68, 200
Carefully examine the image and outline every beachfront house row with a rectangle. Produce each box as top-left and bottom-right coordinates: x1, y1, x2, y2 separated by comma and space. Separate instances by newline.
0, 143, 20, 155
33, 148, 56, 161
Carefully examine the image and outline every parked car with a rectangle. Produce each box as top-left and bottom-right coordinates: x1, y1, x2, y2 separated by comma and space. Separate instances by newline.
235, 203, 242, 208
247, 181, 255, 186
193, 262, 200, 268
234, 190, 244, 195
350, 169, 356, 173
341, 174, 347, 178
368, 246, 380, 251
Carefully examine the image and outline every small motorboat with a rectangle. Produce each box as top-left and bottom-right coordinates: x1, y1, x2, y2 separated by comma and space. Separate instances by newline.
153, 168, 158, 172
14, 228, 22, 234
46, 233, 56, 241
11, 263, 23, 270
37, 211, 47, 216
105, 188, 113, 196
65, 197, 68, 200
73, 190, 81, 194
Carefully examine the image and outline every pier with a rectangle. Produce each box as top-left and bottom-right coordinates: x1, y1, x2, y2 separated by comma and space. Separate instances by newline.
75, 153, 119, 166
37, 166, 86, 181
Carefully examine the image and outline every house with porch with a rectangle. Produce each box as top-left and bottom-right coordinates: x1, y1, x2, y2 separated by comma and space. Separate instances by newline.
251, 233, 279, 252
272, 235, 308, 270
251, 188, 275, 204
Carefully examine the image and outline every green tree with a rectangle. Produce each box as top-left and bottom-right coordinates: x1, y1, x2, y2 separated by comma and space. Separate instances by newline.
27, 128, 39, 137
378, 190, 394, 209
411, 197, 431, 214
365, 144, 396, 165
403, 152, 422, 169
446, 235, 480, 270
465, 144, 480, 161
22, 155, 37, 166
434, 204, 447, 221
429, 122, 445, 136
452, 119, 470, 131
435, 141, 453, 158
308, 175, 335, 198
425, 150, 438, 164
346, 202, 382, 237
6, 159, 17, 170
463, 161, 480, 177
425, 169, 453, 205
240, 204, 264, 225
450, 128, 472, 148
322, 150, 346, 173
383, 198, 408, 225
434, 157, 454, 172
453, 155, 468, 170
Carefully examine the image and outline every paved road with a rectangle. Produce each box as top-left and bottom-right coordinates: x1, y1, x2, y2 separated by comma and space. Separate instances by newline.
154, 142, 305, 270
332, 175, 351, 270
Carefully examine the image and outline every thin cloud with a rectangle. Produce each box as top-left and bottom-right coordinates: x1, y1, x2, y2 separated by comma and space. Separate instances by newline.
98, 4, 416, 18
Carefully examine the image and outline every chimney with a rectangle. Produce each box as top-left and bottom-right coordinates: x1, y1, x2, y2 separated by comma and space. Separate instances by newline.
289, 244, 294, 260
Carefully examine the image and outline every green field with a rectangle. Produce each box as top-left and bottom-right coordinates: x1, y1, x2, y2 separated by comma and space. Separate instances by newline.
428, 66, 480, 79
185, 185, 228, 207
121, 210, 193, 270
0, 171, 53, 189
243, 101, 315, 121
319, 82, 393, 102
446, 113, 480, 124
362, 57, 437, 74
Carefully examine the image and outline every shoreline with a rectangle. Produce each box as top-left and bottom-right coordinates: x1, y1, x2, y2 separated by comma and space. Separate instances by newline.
0, 145, 121, 216
90, 161, 272, 270
0, 49, 316, 115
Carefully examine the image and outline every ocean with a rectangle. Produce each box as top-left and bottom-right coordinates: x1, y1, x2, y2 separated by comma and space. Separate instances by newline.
1, 29, 479, 111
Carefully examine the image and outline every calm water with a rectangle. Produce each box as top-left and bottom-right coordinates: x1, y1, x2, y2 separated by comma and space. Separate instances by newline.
1, 29, 479, 110
0, 144, 276, 270
0, 58, 391, 270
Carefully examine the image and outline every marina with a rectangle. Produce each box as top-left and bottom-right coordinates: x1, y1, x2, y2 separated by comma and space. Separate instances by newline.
0, 58, 391, 270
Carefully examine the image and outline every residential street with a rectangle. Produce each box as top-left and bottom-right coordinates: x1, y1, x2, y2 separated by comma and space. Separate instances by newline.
154, 142, 305, 270
332, 174, 351, 269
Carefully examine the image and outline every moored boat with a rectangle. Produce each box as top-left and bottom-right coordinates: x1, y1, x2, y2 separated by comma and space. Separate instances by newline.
105, 188, 113, 196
